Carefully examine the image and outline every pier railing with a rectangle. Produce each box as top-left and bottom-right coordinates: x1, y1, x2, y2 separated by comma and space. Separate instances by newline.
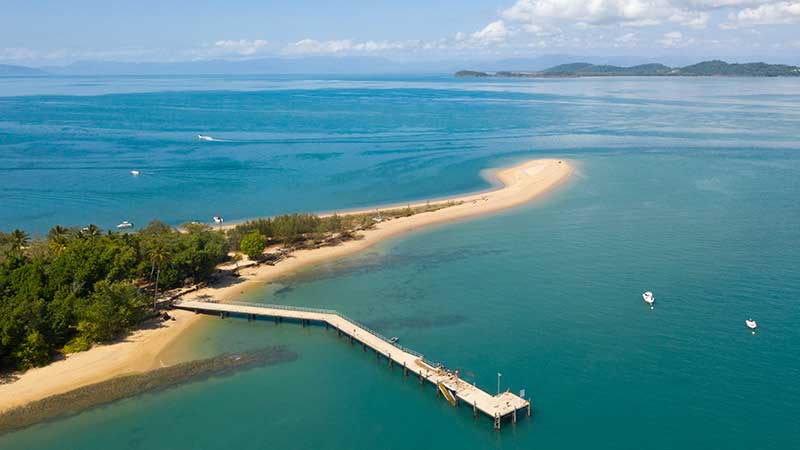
185, 299, 425, 359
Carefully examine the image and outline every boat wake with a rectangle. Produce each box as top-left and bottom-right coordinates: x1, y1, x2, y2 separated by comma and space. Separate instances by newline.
197, 134, 228, 142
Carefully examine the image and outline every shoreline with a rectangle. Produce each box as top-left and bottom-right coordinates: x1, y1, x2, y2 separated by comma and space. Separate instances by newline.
0, 158, 572, 414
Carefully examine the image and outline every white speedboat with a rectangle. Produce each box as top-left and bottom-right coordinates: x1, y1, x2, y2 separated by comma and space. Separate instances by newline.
198, 134, 214, 141
389, 337, 399, 344
117, 221, 134, 229
642, 291, 655, 308
130, 170, 140, 176
213, 215, 224, 224
745, 319, 757, 333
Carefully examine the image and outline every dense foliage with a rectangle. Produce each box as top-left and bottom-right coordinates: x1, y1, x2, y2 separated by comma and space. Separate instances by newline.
240, 232, 268, 259
227, 204, 458, 251
0, 203, 459, 372
0, 222, 228, 371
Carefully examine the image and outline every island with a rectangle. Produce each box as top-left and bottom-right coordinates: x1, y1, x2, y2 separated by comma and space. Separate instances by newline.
455, 60, 800, 78
0, 64, 46, 76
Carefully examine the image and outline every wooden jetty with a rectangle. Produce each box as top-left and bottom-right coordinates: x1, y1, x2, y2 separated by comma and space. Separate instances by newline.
175, 299, 531, 429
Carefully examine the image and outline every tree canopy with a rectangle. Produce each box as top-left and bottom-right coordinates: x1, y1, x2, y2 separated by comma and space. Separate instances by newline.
0, 222, 228, 371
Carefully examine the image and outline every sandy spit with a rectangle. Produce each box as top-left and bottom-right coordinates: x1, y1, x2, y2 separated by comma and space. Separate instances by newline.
0, 158, 571, 413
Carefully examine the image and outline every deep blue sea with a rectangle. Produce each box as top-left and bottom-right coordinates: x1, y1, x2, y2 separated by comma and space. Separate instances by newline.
1, 75, 798, 449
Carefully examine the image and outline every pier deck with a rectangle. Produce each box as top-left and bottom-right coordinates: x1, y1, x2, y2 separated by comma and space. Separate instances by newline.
175, 300, 530, 427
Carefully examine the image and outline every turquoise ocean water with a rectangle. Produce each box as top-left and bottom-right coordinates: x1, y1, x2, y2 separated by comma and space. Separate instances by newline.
1, 75, 798, 449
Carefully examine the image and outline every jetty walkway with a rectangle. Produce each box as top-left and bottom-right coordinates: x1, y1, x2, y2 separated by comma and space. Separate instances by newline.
174, 299, 531, 429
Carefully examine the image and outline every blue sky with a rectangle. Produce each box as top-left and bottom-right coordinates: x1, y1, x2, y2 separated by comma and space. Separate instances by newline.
2, 0, 799, 66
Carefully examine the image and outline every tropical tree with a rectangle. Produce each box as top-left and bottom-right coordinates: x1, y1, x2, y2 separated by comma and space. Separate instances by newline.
9, 229, 29, 253
240, 231, 267, 260
47, 225, 70, 254
80, 224, 101, 239
148, 243, 170, 309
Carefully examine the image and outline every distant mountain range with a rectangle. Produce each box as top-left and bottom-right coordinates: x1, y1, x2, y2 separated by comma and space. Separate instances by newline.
0, 64, 47, 76
456, 60, 800, 78
3, 57, 800, 77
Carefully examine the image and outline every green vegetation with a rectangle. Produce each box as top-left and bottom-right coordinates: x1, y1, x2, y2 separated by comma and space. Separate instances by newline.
227, 203, 461, 251
455, 60, 800, 78
676, 60, 800, 77
0, 222, 227, 371
240, 232, 268, 260
0, 200, 462, 372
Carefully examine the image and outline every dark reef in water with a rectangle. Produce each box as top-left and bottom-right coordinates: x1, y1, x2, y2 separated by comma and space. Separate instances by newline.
0, 346, 296, 436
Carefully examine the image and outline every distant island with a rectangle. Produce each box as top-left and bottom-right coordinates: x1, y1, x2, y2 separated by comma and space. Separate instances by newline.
456, 60, 800, 78
0, 64, 46, 76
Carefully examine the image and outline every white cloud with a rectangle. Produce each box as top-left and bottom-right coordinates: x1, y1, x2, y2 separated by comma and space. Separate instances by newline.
723, 1, 800, 27
186, 39, 270, 59
211, 39, 269, 56
500, 0, 716, 28
470, 20, 512, 43
0, 47, 40, 62
615, 32, 640, 46
0, 47, 159, 64
282, 39, 411, 55
685, 0, 770, 8
658, 30, 696, 46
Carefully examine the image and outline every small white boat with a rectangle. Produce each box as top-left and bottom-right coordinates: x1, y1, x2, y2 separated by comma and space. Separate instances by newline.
389, 337, 399, 344
642, 291, 655, 308
198, 134, 214, 141
117, 221, 134, 229
745, 319, 757, 333
213, 215, 224, 224
130, 170, 140, 176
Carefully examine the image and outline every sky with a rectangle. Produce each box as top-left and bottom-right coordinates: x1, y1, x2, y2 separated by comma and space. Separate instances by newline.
1, 0, 799, 66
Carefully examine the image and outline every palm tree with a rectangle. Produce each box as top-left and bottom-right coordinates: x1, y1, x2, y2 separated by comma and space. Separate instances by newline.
9, 229, 29, 253
148, 244, 169, 310
48, 225, 69, 254
82, 224, 101, 238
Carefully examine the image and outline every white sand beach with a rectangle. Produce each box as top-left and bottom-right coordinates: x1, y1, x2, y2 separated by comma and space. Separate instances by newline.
0, 158, 571, 412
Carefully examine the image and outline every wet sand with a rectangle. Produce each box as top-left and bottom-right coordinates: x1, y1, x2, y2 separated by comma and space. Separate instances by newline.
0, 347, 296, 436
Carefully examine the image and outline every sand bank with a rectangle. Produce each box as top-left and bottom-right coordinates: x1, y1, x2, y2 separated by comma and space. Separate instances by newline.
0, 158, 571, 413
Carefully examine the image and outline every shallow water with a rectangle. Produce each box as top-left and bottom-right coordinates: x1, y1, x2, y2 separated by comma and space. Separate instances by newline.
1, 76, 798, 449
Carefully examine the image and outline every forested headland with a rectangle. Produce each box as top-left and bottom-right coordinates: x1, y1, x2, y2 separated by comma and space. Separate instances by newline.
0, 202, 458, 372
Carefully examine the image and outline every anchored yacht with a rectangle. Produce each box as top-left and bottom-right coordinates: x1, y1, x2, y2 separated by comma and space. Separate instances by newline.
642, 291, 655, 308
117, 221, 133, 229
213, 215, 224, 224
746, 318, 757, 333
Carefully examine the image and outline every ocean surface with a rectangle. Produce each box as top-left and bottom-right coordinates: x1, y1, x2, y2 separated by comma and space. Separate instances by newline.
1, 75, 799, 449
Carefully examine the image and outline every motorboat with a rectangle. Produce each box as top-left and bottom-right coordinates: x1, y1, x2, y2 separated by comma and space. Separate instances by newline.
642, 291, 655, 308
213, 215, 224, 224
117, 221, 134, 229
198, 134, 214, 141
389, 337, 399, 344
130, 170, 140, 176
745, 318, 757, 333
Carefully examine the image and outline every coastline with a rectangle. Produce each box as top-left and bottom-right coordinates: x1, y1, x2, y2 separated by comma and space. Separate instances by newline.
0, 158, 572, 414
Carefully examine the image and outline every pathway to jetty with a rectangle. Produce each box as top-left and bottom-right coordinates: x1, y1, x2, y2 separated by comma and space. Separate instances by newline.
175, 299, 531, 429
